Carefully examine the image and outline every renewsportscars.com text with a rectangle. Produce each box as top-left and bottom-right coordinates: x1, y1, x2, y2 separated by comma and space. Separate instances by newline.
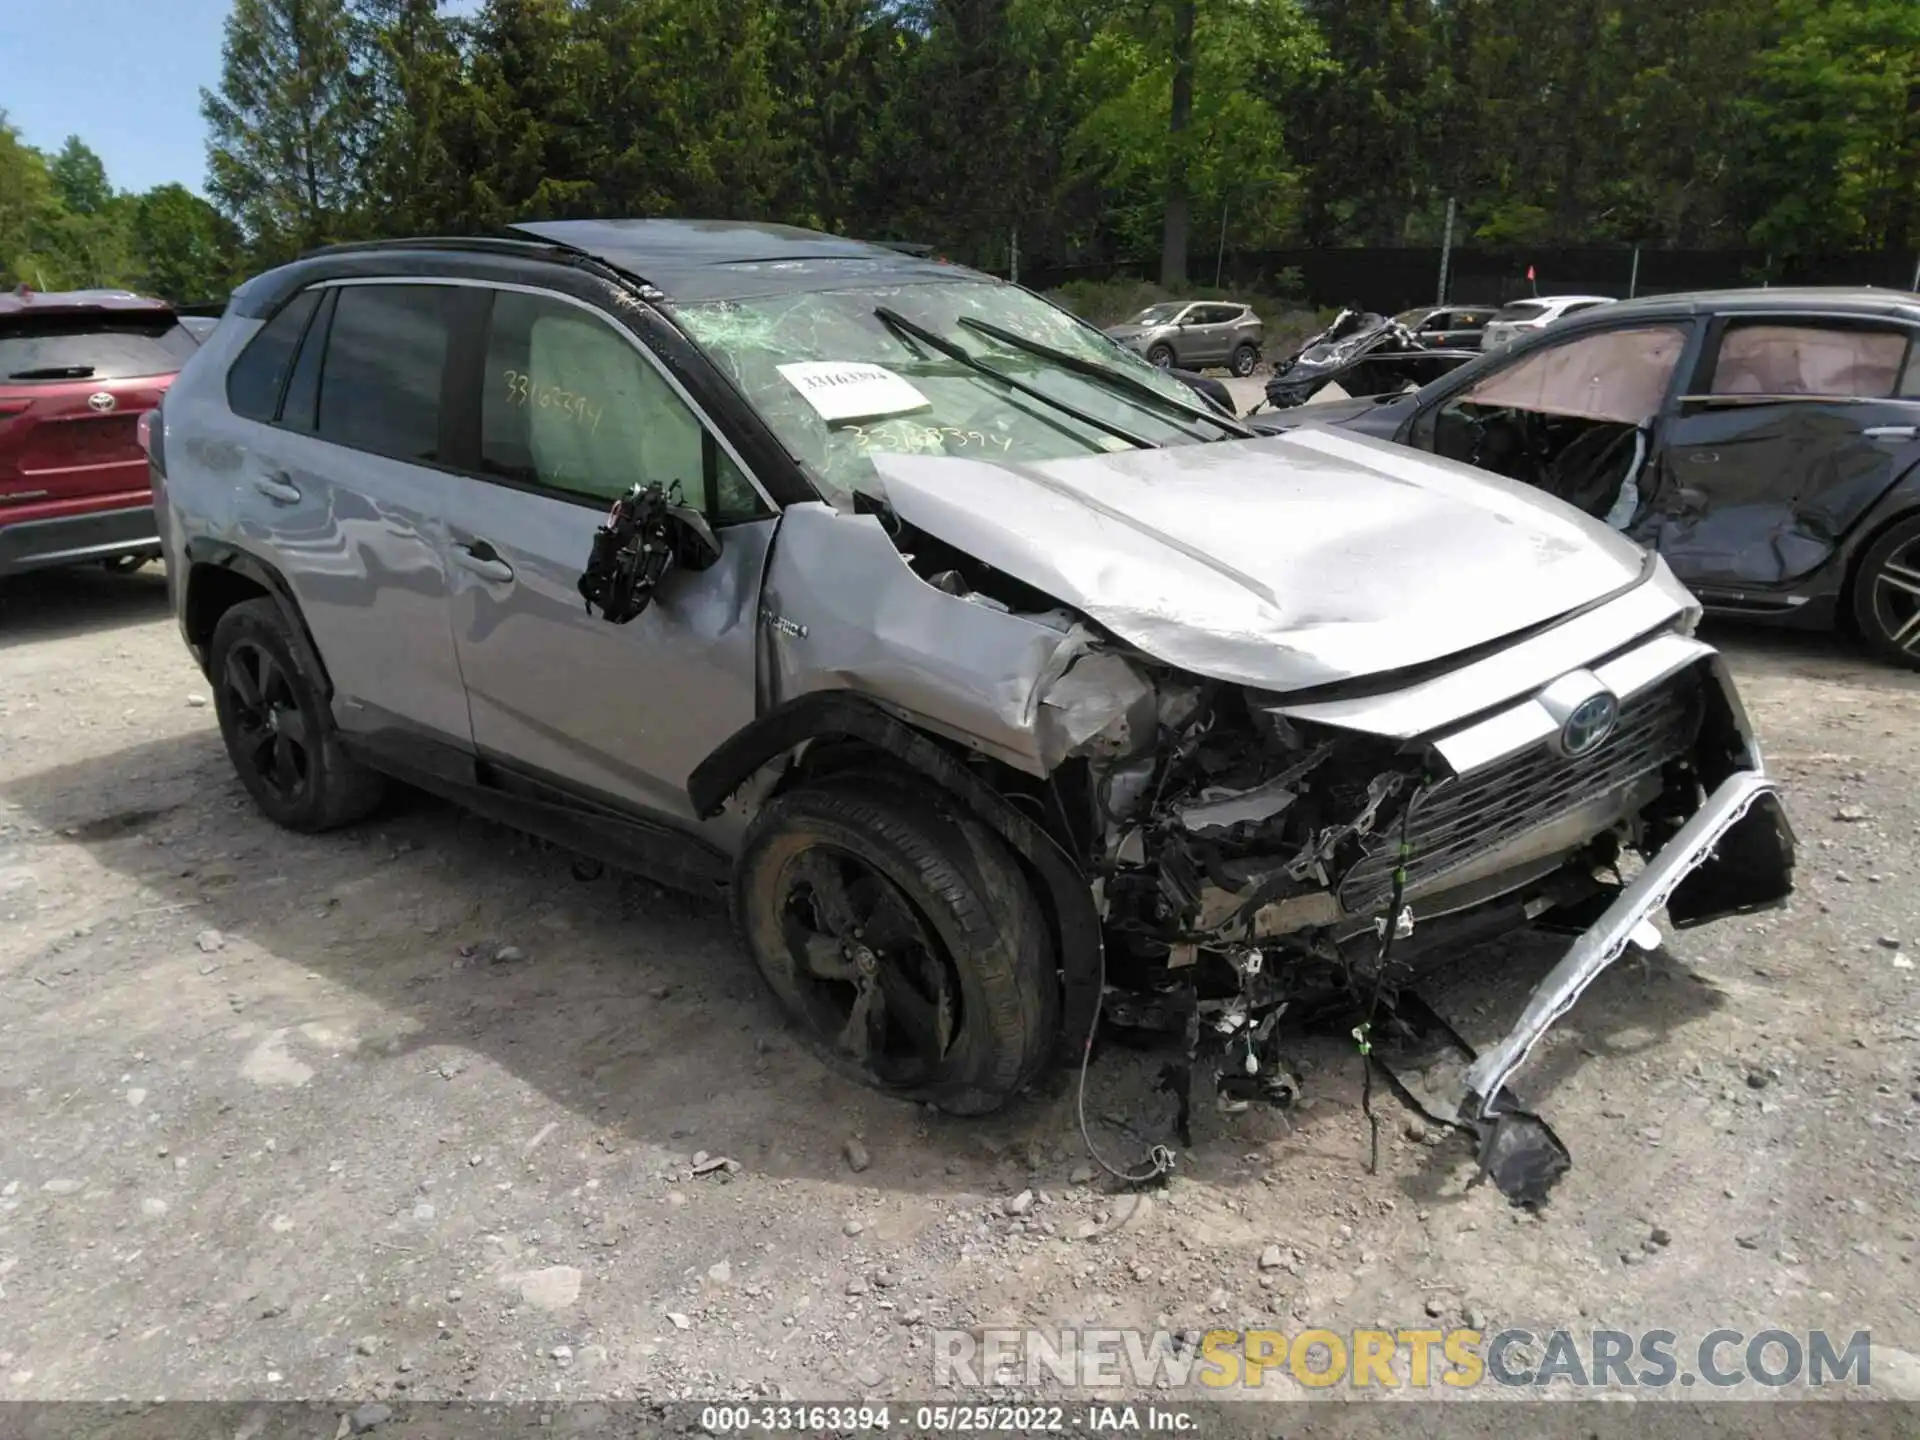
934, 1326, 1875, 1391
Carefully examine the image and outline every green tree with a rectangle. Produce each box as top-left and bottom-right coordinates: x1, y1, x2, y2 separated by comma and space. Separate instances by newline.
0, 114, 59, 287
132, 184, 245, 302
1730, 0, 1920, 256
49, 136, 112, 215
202, 0, 368, 259
350, 0, 465, 235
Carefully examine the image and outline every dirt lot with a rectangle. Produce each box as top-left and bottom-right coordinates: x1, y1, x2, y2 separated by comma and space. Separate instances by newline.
2, 564, 1919, 1411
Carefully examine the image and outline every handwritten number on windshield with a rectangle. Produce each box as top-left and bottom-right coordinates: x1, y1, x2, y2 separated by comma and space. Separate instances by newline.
840, 423, 1012, 454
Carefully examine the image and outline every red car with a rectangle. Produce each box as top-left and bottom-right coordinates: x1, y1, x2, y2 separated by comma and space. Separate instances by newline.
0, 287, 198, 577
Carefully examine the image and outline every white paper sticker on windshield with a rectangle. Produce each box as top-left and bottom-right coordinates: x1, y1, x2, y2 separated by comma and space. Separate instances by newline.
776, 362, 931, 423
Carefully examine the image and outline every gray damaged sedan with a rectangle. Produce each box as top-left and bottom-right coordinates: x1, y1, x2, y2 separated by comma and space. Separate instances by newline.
153, 222, 1794, 1194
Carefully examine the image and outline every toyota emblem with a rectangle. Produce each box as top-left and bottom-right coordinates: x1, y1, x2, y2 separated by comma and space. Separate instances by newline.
1557, 692, 1620, 757
1537, 669, 1622, 758
87, 391, 116, 412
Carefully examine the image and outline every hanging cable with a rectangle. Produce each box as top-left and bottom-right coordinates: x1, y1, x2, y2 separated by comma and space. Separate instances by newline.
1354, 779, 1424, 1174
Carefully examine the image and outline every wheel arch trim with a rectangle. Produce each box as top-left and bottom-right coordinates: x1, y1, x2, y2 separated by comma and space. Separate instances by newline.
182, 539, 334, 698
690, 690, 1103, 1049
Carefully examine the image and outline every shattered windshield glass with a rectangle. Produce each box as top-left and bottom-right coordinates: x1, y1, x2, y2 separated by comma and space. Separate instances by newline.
676, 282, 1214, 504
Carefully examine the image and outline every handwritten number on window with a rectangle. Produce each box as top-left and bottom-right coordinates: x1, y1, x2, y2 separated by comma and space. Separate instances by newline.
502, 369, 604, 434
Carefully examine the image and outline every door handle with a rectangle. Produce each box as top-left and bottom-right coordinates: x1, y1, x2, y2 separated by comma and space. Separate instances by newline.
1863, 425, 1919, 442
452, 540, 514, 584
1686, 451, 1720, 464
253, 474, 301, 505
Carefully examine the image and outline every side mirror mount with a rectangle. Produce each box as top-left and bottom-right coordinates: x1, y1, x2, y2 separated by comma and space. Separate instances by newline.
666, 497, 722, 571
576, 480, 722, 625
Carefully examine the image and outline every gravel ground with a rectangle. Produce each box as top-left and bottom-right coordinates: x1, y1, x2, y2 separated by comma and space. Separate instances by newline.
2, 563, 1918, 1412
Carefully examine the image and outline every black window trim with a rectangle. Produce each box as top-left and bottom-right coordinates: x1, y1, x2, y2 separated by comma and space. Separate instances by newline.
223, 286, 324, 425
369, 276, 781, 524
276, 286, 337, 430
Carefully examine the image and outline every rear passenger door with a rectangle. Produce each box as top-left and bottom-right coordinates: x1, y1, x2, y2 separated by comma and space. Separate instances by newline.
1184, 305, 1236, 365
1648, 315, 1920, 588
222, 280, 473, 747
440, 285, 778, 833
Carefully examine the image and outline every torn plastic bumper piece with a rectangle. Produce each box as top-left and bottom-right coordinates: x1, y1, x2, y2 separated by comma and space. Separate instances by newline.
1460, 768, 1791, 1120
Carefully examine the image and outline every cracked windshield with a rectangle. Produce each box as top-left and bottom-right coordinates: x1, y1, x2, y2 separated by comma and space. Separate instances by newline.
676, 281, 1227, 503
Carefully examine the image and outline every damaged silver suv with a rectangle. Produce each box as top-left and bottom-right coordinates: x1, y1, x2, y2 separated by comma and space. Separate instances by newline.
153, 221, 1794, 1169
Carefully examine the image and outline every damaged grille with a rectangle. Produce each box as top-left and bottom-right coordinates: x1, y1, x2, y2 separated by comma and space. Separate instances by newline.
1338, 668, 1703, 915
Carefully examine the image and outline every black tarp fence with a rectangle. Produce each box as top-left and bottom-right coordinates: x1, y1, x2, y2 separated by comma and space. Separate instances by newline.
1019, 247, 1920, 312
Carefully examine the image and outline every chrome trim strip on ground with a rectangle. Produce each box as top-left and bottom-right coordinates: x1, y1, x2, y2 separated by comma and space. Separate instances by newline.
1459, 768, 1781, 1117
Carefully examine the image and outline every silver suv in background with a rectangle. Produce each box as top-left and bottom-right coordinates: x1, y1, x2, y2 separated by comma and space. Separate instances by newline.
1105, 301, 1265, 375
151, 222, 1791, 1194
1480, 294, 1615, 349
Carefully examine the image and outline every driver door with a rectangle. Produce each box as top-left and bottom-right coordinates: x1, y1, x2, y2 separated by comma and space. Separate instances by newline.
1406, 321, 1695, 514
441, 286, 778, 831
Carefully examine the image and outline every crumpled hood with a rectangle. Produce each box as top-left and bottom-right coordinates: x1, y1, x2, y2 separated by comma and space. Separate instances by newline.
868, 427, 1650, 692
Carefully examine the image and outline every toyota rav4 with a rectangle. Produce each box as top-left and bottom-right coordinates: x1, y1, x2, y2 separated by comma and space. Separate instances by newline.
152, 222, 1794, 1183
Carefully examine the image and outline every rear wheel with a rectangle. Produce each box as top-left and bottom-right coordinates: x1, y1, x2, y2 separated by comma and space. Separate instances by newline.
734, 781, 1056, 1114
101, 554, 148, 574
1851, 514, 1920, 669
1230, 343, 1260, 377
1146, 343, 1175, 369
209, 598, 386, 830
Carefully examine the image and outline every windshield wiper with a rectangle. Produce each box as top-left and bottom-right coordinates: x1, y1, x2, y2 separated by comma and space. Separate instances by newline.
872, 306, 1156, 451
7, 365, 94, 380
957, 316, 1254, 440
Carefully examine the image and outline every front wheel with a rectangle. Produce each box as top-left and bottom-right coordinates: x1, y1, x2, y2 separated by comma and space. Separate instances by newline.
1146, 343, 1175, 370
1230, 343, 1260, 377
1851, 513, 1920, 668
734, 781, 1057, 1114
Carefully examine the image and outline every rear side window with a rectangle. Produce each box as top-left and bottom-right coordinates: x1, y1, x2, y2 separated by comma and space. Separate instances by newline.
227, 289, 321, 421
1493, 301, 1549, 322
1710, 323, 1909, 399
316, 284, 453, 463
0, 317, 196, 382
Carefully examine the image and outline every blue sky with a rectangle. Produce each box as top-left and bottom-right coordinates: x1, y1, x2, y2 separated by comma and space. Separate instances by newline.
1, 0, 481, 198
1, 1, 230, 194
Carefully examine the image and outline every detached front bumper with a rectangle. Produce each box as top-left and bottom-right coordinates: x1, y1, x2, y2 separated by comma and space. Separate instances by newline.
1461, 768, 1794, 1118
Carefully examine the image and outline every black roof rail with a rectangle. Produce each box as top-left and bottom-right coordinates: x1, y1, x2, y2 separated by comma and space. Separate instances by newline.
298, 233, 572, 262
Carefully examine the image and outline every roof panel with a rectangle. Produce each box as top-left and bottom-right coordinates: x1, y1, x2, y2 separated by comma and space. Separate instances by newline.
506, 218, 983, 301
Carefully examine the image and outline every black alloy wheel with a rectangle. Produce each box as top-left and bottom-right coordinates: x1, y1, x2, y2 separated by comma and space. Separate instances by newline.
222, 638, 313, 806
777, 845, 959, 1086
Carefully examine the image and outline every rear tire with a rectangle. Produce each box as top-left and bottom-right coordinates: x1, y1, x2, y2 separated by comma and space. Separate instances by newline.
1850, 513, 1920, 670
734, 781, 1056, 1115
209, 598, 386, 831
1230, 343, 1260, 377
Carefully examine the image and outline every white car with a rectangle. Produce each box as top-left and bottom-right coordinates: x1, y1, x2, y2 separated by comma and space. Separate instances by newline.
1480, 294, 1615, 350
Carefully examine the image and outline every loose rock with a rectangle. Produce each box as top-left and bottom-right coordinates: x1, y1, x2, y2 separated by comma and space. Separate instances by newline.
1004, 1189, 1035, 1217
350, 1403, 392, 1434
492, 944, 526, 964
195, 929, 225, 954
844, 1138, 871, 1173
1258, 1245, 1284, 1271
